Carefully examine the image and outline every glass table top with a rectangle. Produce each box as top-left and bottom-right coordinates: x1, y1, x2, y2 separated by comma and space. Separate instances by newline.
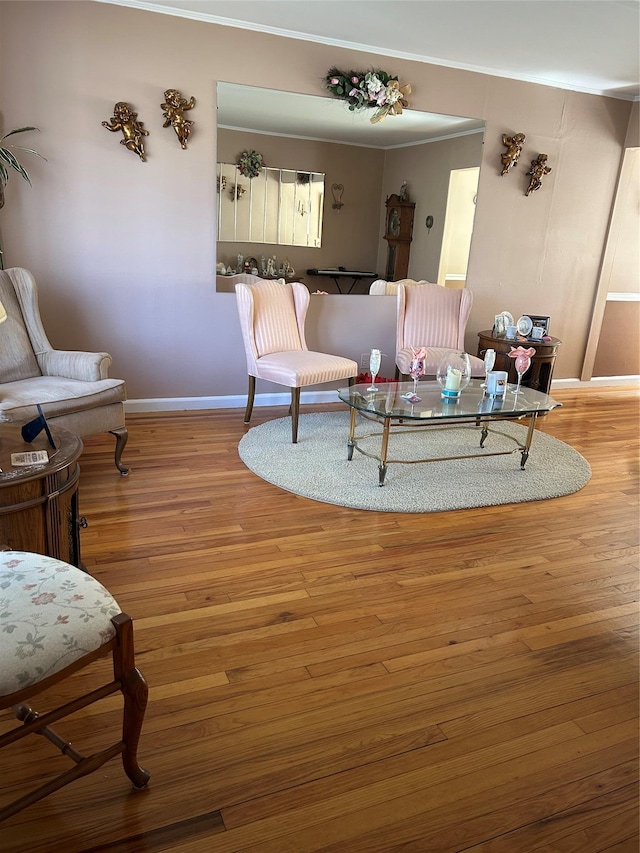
337, 380, 562, 421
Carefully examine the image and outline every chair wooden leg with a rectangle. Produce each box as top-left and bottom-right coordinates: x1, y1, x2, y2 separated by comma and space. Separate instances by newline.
111, 613, 150, 789
244, 375, 256, 425
109, 427, 129, 476
290, 387, 301, 443
0, 612, 149, 822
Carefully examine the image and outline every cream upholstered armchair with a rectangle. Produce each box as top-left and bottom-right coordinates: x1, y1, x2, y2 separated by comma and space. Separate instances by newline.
395, 281, 485, 378
235, 279, 358, 443
0, 268, 129, 473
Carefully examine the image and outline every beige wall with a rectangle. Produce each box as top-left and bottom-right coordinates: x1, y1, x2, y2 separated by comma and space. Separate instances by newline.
0, 1, 634, 402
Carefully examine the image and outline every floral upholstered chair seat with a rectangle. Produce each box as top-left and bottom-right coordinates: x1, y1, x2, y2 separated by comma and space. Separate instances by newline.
0, 551, 121, 698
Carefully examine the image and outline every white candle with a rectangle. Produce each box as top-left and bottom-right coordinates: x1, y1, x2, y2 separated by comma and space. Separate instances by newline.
445, 367, 461, 391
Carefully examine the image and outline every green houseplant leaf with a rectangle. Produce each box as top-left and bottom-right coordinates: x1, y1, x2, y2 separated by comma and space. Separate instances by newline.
0, 126, 46, 269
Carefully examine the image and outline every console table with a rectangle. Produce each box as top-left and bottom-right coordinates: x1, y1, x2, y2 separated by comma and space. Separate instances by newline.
306, 269, 378, 294
0, 424, 84, 567
477, 330, 562, 395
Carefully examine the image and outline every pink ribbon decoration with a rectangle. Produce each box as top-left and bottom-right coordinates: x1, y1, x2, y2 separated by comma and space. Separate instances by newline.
508, 345, 536, 374
409, 346, 428, 376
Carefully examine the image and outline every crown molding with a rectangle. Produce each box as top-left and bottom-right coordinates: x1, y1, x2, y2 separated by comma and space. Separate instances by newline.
92, 0, 638, 101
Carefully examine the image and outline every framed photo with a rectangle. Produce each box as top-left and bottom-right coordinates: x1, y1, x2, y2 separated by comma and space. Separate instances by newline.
528, 315, 550, 335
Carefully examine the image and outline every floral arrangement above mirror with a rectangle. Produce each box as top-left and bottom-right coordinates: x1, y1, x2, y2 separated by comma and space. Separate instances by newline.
325, 68, 411, 123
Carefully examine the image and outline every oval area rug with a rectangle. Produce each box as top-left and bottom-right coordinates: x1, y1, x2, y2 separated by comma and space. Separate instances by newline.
238, 411, 591, 513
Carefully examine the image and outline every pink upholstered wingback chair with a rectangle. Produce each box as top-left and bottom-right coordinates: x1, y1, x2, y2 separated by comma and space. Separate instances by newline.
395, 282, 485, 378
369, 278, 430, 295
235, 279, 358, 443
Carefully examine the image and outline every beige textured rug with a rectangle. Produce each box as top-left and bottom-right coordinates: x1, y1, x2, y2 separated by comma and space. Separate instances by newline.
238, 411, 591, 513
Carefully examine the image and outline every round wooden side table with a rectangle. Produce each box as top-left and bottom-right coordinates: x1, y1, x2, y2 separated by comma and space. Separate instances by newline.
0, 424, 84, 567
477, 330, 562, 395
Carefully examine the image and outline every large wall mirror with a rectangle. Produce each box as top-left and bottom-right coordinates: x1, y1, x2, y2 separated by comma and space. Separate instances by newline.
216, 82, 485, 293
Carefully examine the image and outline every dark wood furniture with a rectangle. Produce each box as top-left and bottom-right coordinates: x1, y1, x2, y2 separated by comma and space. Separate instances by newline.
0, 569, 149, 823
477, 330, 562, 395
306, 269, 377, 294
0, 423, 84, 567
383, 193, 415, 280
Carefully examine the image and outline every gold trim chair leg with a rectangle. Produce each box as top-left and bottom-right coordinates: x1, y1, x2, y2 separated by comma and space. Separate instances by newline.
244, 375, 256, 425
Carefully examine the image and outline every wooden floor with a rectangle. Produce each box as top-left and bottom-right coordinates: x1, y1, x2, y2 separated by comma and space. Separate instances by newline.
1, 386, 638, 852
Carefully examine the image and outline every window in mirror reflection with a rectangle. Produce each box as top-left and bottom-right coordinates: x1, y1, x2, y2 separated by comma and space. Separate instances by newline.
217, 163, 325, 248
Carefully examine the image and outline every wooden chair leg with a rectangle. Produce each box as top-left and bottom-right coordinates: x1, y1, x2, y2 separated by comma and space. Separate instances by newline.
111, 613, 150, 789
0, 612, 150, 822
244, 375, 256, 425
109, 427, 129, 476
290, 387, 301, 443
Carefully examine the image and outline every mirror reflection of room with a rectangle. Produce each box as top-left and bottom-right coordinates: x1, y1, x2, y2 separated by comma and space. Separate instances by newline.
216, 83, 485, 294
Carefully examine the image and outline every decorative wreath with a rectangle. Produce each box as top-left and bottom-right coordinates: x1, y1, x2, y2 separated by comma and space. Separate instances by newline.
325, 68, 411, 123
237, 149, 265, 178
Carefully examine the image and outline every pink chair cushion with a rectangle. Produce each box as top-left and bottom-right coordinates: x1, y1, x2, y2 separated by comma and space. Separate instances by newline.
256, 350, 358, 387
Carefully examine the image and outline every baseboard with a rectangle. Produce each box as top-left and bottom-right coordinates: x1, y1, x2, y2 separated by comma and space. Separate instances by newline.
124, 389, 339, 413
551, 376, 640, 389
124, 377, 639, 414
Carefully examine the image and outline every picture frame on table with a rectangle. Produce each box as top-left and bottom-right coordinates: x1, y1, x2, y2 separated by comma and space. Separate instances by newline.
528, 315, 551, 336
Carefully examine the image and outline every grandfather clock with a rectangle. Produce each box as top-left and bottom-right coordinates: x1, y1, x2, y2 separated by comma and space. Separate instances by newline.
384, 193, 415, 280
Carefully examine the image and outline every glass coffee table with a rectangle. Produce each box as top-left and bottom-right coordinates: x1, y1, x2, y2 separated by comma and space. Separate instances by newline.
337, 380, 562, 486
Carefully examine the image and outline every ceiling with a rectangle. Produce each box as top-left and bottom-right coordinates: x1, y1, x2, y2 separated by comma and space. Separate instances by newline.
217, 83, 486, 148
97, 0, 640, 102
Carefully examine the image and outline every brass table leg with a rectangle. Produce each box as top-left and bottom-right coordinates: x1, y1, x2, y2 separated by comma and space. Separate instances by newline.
347, 406, 357, 461
521, 411, 539, 469
379, 417, 391, 486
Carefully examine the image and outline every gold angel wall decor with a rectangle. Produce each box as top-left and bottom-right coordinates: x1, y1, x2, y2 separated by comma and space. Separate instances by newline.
102, 102, 148, 161
500, 132, 526, 176
525, 153, 552, 196
161, 89, 195, 149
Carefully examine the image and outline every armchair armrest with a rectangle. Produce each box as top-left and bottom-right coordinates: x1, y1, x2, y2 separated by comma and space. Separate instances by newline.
37, 350, 113, 381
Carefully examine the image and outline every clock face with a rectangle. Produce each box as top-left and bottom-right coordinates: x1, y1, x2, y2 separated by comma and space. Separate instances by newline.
388, 208, 400, 237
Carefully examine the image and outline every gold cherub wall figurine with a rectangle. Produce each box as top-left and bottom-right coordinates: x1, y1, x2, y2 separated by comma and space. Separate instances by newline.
500, 132, 526, 176
161, 89, 196, 149
525, 153, 552, 196
102, 102, 148, 161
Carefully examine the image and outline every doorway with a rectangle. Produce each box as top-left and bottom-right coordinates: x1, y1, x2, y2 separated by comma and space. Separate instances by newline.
437, 167, 479, 288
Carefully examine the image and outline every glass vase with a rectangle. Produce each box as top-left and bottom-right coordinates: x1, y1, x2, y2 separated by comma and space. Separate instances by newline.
436, 351, 471, 400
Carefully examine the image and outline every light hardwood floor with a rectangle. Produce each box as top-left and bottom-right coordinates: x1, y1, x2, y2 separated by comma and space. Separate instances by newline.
1, 386, 638, 853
